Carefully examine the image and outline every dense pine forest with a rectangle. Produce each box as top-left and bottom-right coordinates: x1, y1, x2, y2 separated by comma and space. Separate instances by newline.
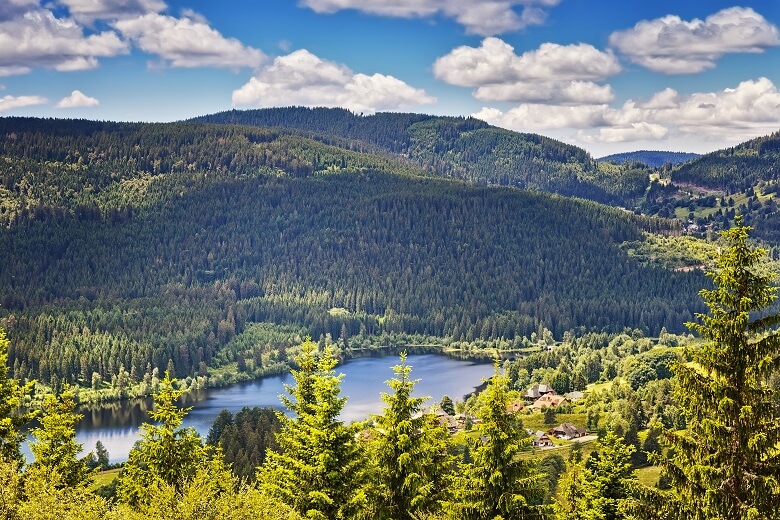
597, 151, 700, 168
0, 116, 705, 394
192, 107, 652, 206
1, 220, 779, 519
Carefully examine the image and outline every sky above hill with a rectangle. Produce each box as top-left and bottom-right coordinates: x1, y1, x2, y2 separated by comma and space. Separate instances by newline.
1, 0, 779, 156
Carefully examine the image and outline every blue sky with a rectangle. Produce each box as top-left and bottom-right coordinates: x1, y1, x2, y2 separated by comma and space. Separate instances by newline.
1, 0, 779, 156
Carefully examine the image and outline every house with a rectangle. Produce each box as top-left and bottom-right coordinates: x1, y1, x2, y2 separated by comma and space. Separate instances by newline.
525, 383, 555, 400
564, 391, 584, 402
507, 399, 525, 413
550, 423, 587, 440
531, 393, 567, 410
532, 432, 554, 447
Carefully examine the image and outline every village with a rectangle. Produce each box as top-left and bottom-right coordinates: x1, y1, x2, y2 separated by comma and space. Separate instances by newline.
421, 382, 595, 450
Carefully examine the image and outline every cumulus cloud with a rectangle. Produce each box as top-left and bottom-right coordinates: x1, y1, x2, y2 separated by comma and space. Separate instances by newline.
56, 90, 99, 108
0, 94, 47, 112
300, 0, 560, 36
114, 13, 265, 69
609, 7, 779, 74
578, 123, 669, 143
473, 78, 780, 145
0, 0, 38, 21
58, 0, 167, 22
472, 104, 607, 130
434, 38, 619, 104
0, 9, 127, 75
232, 49, 435, 114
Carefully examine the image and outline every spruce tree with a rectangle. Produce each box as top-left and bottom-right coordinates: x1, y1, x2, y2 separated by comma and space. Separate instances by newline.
658, 219, 780, 519
366, 353, 453, 519
0, 326, 36, 465
448, 365, 549, 519
116, 372, 205, 506
28, 386, 93, 488
563, 432, 636, 520
258, 340, 364, 519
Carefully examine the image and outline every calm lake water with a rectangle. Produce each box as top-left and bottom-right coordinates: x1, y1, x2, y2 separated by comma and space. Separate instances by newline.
32, 354, 493, 463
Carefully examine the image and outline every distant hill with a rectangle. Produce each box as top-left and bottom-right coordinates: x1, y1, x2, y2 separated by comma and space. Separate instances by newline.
671, 130, 780, 191
0, 117, 703, 390
191, 107, 651, 206
598, 150, 700, 167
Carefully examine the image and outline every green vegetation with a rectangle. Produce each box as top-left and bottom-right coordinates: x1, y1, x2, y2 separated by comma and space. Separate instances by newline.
194, 107, 651, 205
0, 117, 705, 404
654, 219, 780, 519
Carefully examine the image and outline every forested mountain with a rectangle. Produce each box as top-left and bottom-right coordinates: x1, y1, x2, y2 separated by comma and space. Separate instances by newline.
191, 107, 650, 206
598, 151, 700, 167
671, 130, 780, 190
0, 117, 704, 390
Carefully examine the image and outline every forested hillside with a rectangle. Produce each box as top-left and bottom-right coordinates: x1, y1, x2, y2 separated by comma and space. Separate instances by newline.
0, 117, 703, 392
598, 150, 700, 167
672, 130, 780, 190
192, 107, 650, 205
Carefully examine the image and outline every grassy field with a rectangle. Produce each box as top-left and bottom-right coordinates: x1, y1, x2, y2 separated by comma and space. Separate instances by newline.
635, 466, 662, 487
90, 468, 121, 490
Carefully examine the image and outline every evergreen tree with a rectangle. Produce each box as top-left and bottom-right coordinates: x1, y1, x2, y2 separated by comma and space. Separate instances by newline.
365, 353, 454, 519
28, 386, 93, 488
258, 340, 364, 519
653, 219, 780, 520
0, 326, 36, 465
448, 366, 549, 519
439, 394, 455, 416
564, 432, 636, 520
116, 372, 205, 506
95, 440, 110, 470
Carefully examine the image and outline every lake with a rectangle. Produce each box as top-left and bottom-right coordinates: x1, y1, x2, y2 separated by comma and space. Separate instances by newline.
45, 354, 494, 463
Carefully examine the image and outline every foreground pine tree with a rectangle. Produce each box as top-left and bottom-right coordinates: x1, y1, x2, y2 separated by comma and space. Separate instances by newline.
363, 352, 453, 519
259, 340, 364, 519
657, 219, 780, 520
448, 365, 549, 519
116, 372, 205, 505
0, 326, 36, 465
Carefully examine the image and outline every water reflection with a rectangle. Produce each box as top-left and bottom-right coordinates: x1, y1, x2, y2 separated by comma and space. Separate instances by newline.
27, 354, 493, 463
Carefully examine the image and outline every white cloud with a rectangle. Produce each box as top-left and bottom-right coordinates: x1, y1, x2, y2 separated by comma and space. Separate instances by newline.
232, 49, 435, 114
474, 81, 614, 104
114, 13, 265, 69
609, 7, 779, 74
0, 0, 38, 21
473, 78, 780, 146
58, 0, 166, 22
300, 0, 560, 36
434, 38, 619, 104
472, 104, 607, 130
56, 89, 99, 108
0, 94, 47, 112
578, 123, 669, 143
0, 9, 127, 75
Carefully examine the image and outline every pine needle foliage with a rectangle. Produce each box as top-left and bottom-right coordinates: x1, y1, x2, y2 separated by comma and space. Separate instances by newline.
365, 352, 454, 519
259, 340, 364, 520
28, 387, 93, 488
448, 365, 550, 520
116, 372, 205, 506
660, 218, 780, 520
0, 327, 36, 465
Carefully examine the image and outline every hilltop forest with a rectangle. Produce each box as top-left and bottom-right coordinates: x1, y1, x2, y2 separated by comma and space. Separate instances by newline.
0, 116, 706, 395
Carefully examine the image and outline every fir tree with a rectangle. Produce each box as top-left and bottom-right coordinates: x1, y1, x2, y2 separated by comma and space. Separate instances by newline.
448, 365, 549, 519
28, 386, 93, 488
258, 340, 364, 519
116, 372, 205, 506
655, 218, 780, 519
365, 352, 453, 519
563, 432, 636, 520
0, 326, 36, 465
